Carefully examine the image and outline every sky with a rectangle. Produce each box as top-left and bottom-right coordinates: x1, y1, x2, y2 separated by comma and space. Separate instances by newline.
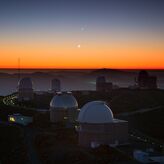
0, 0, 164, 69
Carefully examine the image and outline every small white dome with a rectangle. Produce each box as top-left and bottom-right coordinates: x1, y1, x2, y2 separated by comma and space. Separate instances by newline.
78, 101, 114, 123
50, 92, 78, 109
18, 78, 33, 90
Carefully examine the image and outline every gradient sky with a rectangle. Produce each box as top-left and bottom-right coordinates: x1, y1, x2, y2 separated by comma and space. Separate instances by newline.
0, 0, 164, 69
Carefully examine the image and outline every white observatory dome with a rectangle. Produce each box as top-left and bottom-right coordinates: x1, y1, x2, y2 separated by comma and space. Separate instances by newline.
18, 78, 33, 90
78, 101, 114, 123
50, 92, 78, 109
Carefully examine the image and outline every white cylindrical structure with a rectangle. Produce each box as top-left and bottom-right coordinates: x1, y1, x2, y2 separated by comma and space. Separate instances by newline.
78, 101, 128, 147
51, 78, 61, 92
78, 101, 113, 124
50, 92, 78, 123
18, 77, 34, 101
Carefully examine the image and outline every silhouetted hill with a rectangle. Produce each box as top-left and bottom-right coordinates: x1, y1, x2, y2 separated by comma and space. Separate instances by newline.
91, 68, 123, 73
89, 68, 136, 76
0, 72, 11, 77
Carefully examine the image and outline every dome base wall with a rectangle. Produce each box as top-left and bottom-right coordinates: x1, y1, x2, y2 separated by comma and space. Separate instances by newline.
78, 121, 128, 147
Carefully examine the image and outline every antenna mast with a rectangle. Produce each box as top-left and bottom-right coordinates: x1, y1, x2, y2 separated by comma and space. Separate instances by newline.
18, 57, 21, 82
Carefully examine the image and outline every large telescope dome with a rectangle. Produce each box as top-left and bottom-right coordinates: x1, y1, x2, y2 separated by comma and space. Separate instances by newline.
50, 92, 78, 109
78, 101, 114, 124
18, 77, 33, 90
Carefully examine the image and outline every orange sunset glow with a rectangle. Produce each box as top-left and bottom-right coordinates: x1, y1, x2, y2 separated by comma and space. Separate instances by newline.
1, 35, 164, 69
0, 0, 164, 69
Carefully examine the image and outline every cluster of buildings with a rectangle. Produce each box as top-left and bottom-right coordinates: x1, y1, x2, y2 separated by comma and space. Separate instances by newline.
17, 77, 61, 102
96, 71, 158, 91
11, 78, 129, 148
50, 92, 129, 147
12, 70, 158, 148
17, 70, 158, 101
17, 76, 115, 102
7, 70, 163, 163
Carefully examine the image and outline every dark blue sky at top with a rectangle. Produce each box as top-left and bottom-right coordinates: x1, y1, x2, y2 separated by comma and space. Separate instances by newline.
0, 0, 164, 34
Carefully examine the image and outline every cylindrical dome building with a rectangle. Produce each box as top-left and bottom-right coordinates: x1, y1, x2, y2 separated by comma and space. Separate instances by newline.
51, 78, 61, 92
96, 76, 106, 91
77, 101, 128, 148
50, 92, 78, 124
18, 77, 34, 101
136, 70, 157, 89
137, 70, 149, 88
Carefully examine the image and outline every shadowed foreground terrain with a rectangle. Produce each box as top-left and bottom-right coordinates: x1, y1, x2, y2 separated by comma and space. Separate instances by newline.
0, 124, 29, 164
122, 107, 164, 142
35, 128, 134, 164
0, 89, 164, 163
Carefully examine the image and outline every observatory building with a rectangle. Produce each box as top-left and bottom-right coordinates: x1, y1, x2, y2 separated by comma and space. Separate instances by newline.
136, 70, 157, 89
96, 76, 113, 92
18, 77, 34, 101
51, 78, 61, 92
50, 92, 78, 124
77, 101, 128, 148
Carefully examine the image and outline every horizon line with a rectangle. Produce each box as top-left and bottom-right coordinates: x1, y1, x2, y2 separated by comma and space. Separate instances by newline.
0, 67, 164, 70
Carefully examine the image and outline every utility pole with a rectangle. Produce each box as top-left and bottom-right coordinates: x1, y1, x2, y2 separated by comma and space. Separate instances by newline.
18, 57, 21, 82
